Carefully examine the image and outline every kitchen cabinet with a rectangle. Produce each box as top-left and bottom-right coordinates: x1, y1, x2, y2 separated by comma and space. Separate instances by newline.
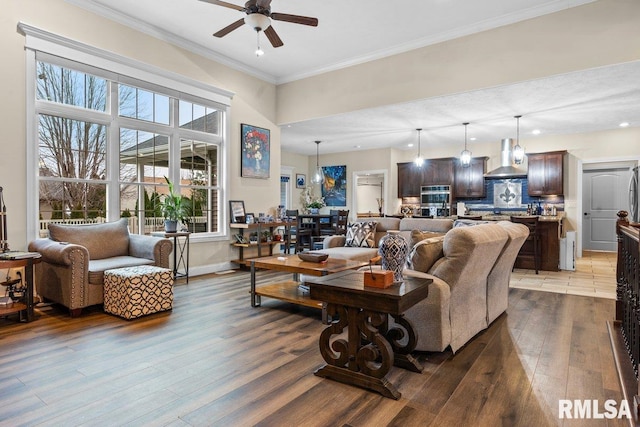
423, 158, 455, 186
398, 158, 455, 197
513, 218, 561, 271
454, 157, 488, 198
527, 151, 566, 196
397, 162, 422, 198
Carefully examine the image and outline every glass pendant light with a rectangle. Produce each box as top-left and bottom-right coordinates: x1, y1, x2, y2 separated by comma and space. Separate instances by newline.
414, 128, 424, 167
460, 122, 472, 167
513, 115, 525, 165
312, 140, 323, 184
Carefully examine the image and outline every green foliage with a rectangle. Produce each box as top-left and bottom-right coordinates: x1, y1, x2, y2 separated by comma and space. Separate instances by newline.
121, 208, 132, 218
161, 177, 191, 223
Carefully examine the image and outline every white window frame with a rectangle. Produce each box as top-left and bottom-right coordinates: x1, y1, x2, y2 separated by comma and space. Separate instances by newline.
22, 23, 234, 242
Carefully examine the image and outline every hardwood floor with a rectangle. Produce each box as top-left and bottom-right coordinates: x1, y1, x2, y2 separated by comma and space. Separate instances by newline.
0, 268, 627, 426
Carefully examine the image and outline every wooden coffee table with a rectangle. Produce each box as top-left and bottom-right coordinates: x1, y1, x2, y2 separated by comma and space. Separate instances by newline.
249, 255, 368, 322
306, 270, 431, 399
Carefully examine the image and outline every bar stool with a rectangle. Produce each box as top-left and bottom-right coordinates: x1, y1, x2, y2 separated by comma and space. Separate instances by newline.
511, 216, 541, 274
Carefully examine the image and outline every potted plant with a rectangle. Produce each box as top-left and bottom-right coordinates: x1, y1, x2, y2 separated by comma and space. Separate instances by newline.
161, 176, 190, 232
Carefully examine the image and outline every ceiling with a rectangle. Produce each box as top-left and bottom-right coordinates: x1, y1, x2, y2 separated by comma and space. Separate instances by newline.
68, 0, 639, 156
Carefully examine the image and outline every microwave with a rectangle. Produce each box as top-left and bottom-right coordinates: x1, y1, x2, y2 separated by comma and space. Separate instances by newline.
420, 185, 451, 206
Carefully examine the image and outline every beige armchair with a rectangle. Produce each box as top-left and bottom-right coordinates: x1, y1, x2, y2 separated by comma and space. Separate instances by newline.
28, 219, 172, 317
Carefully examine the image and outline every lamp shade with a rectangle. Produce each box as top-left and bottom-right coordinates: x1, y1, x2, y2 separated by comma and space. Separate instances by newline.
244, 14, 271, 31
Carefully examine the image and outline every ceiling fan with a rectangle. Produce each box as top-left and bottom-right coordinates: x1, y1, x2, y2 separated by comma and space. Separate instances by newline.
199, 0, 318, 48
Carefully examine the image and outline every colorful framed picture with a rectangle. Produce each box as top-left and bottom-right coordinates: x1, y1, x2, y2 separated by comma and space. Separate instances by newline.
296, 173, 306, 189
241, 124, 270, 179
321, 165, 347, 206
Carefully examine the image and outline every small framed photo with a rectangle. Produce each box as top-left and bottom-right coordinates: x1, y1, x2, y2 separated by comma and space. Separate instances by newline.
245, 213, 255, 224
229, 200, 246, 223
296, 173, 306, 189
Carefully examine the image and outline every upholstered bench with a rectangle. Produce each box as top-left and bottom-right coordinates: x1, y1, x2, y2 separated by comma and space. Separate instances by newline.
103, 265, 174, 319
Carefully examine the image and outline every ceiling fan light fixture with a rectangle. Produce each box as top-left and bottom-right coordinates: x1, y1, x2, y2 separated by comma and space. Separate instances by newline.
244, 13, 271, 32
513, 115, 525, 165
460, 122, 471, 167
414, 128, 424, 167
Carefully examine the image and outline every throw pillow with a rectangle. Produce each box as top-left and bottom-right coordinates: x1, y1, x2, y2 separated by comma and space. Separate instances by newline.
345, 221, 377, 248
410, 229, 444, 248
407, 236, 445, 273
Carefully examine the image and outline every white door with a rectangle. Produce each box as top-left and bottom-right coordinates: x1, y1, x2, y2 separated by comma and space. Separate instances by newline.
582, 166, 632, 251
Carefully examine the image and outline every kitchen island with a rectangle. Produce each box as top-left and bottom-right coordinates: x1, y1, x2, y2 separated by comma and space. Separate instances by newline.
461, 212, 565, 272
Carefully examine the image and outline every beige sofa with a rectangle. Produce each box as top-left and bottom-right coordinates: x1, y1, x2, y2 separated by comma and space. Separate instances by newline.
403, 221, 528, 352
28, 219, 173, 317
317, 217, 454, 262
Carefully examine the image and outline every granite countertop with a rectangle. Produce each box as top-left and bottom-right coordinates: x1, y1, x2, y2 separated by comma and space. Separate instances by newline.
461, 212, 566, 223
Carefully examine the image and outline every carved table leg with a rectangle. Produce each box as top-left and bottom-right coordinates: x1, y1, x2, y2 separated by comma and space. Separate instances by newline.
387, 314, 423, 373
314, 304, 402, 399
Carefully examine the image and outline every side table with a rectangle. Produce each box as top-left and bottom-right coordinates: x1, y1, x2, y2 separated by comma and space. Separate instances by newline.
307, 270, 431, 399
152, 231, 190, 283
0, 254, 41, 322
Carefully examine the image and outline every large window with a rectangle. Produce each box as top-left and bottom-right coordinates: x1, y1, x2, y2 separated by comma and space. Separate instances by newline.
34, 58, 226, 237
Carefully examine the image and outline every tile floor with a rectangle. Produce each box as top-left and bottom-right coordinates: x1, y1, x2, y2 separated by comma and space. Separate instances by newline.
510, 250, 617, 299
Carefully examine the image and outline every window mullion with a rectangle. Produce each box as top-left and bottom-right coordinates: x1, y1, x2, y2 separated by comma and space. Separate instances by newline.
107, 81, 120, 222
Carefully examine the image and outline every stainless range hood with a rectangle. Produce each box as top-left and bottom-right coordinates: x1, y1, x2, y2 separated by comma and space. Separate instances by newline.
484, 138, 527, 178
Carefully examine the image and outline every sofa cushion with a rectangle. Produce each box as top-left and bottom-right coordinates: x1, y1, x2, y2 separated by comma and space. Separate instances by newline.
49, 218, 130, 260
315, 246, 379, 262
410, 229, 445, 248
88, 256, 155, 285
408, 236, 445, 273
356, 217, 400, 248
345, 221, 377, 248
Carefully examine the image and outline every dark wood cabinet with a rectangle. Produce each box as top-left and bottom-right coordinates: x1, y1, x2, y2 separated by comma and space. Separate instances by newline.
527, 151, 566, 196
398, 158, 455, 198
454, 157, 488, 198
397, 162, 422, 198
423, 158, 455, 186
514, 220, 561, 271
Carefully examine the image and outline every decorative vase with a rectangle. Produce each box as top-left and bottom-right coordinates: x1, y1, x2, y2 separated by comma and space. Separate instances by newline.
310, 208, 319, 214
378, 231, 409, 282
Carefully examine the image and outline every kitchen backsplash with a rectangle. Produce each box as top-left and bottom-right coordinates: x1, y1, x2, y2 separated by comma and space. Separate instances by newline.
458, 178, 564, 213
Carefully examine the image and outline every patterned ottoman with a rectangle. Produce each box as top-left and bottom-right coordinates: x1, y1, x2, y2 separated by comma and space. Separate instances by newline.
104, 265, 174, 319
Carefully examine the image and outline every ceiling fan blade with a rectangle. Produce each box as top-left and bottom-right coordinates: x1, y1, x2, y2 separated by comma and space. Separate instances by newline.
264, 26, 284, 48
213, 18, 245, 38
270, 13, 318, 27
198, 0, 245, 11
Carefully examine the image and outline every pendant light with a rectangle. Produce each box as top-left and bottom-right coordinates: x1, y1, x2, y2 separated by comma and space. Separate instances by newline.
460, 122, 471, 167
414, 128, 424, 167
513, 115, 524, 165
312, 140, 323, 184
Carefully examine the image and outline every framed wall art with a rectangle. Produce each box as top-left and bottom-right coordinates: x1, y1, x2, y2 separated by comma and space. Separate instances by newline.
296, 173, 306, 189
241, 123, 270, 179
321, 165, 347, 206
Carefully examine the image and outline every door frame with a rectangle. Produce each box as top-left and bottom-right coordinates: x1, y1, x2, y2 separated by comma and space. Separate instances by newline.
577, 157, 639, 257
352, 169, 388, 221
